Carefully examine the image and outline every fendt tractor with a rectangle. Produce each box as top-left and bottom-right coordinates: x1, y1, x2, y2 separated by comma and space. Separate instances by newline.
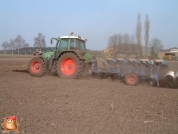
28, 33, 91, 79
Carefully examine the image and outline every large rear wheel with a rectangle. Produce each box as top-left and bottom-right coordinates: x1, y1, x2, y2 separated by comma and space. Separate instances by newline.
57, 52, 84, 78
124, 73, 139, 86
28, 57, 46, 77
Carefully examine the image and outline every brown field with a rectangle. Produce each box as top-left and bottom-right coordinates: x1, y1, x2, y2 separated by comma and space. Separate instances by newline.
0, 55, 178, 134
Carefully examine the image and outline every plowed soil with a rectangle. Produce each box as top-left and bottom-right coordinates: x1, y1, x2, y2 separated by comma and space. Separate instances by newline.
0, 56, 178, 134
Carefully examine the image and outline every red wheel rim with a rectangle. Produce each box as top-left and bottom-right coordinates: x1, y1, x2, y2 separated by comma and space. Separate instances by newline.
31, 61, 42, 73
61, 58, 76, 76
127, 75, 136, 85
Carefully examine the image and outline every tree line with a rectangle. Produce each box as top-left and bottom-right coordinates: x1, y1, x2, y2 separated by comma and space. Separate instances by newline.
108, 13, 163, 58
1, 33, 46, 54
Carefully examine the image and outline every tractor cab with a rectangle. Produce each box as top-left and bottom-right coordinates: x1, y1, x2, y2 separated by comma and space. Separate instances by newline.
51, 36, 87, 56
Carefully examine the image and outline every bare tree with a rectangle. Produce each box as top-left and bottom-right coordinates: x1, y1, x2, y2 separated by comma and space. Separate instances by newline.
108, 34, 119, 57
15, 35, 25, 54
9, 39, 16, 54
117, 34, 123, 53
22, 43, 29, 54
144, 14, 150, 56
117, 34, 123, 44
7, 42, 11, 54
150, 46, 155, 59
131, 34, 135, 44
149, 38, 163, 56
123, 33, 130, 44
136, 12, 142, 56
34, 33, 46, 49
1, 41, 8, 54
108, 34, 118, 47
108, 33, 135, 57
122, 33, 131, 56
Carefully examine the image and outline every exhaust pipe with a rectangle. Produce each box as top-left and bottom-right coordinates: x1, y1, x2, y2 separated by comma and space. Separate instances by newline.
164, 71, 175, 88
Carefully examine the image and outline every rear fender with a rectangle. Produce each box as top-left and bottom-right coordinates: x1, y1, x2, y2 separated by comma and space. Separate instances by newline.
57, 50, 85, 60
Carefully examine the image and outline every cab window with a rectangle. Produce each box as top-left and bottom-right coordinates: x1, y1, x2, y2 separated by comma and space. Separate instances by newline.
76, 39, 86, 53
59, 38, 69, 50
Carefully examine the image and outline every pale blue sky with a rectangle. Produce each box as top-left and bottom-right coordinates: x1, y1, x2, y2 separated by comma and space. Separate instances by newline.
0, 0, 178, 50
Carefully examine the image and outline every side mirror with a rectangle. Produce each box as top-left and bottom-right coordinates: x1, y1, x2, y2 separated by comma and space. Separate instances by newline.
50, 39, 53, 44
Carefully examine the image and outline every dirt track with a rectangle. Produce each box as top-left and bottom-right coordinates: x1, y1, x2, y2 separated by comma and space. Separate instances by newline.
0, 56, 178, 134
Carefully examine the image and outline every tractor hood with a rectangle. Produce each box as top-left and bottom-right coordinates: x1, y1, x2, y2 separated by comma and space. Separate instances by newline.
42, 51, 55, 60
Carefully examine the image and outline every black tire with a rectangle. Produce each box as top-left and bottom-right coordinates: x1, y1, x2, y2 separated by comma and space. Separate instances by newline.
124, 73, 139, 86
78, 60, 85, 75
57, 52, 84, 78
28, 57, 46, 77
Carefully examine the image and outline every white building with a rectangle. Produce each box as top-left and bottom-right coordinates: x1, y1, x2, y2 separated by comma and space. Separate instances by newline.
158, 47, 178, 59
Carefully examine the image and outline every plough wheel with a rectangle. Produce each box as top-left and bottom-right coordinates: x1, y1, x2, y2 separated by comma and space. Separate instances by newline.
28, 57, 46, 77
125, 73, 138, 86
57, 52, 84, 79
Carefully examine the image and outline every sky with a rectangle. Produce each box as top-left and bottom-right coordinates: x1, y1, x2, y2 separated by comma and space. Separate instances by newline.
0, 0, 178, 50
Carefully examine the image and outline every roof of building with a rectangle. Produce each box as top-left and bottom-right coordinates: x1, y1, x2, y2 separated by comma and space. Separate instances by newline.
160, 47, 178, 52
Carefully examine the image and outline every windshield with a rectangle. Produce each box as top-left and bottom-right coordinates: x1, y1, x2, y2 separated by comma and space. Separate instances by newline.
76, 39, 86, 53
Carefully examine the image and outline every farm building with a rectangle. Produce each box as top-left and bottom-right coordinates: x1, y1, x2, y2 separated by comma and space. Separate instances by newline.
102, 46, 115, 57
102, 44, 147, 58
158, 47, 178, 60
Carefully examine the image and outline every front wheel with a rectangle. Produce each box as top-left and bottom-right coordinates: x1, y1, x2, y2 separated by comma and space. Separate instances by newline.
124, 73, 139, 86
28, 57, 46, 77
57, 52, 84, 79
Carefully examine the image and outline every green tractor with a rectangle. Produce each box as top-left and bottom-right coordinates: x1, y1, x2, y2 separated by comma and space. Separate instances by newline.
28, 34, 92, 78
